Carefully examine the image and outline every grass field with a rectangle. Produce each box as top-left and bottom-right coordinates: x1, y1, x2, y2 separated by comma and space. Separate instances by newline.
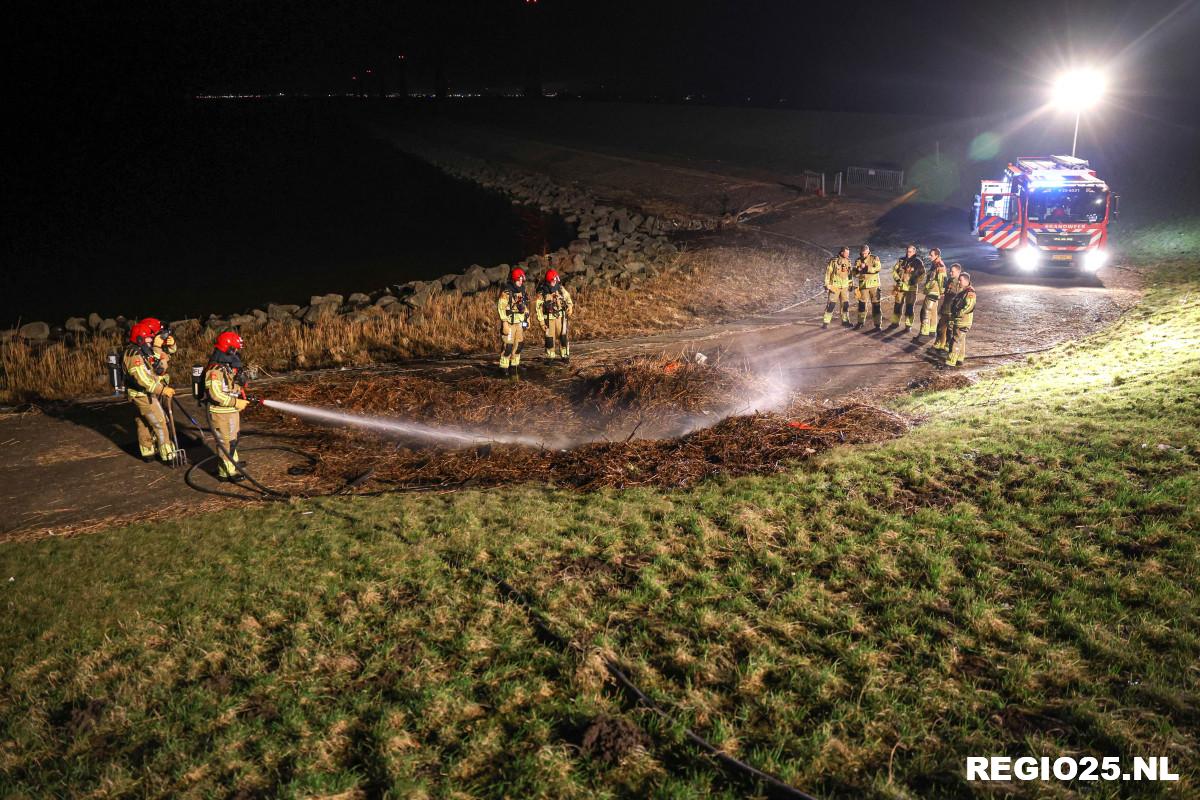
2, 224, 1198, 798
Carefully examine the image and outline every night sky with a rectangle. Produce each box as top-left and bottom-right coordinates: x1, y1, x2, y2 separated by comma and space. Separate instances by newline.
3, 0, 1198, 326
9, 0, 1200, 115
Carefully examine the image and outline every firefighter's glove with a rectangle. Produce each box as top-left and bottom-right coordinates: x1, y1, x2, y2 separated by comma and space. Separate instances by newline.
234, 399, 250, 411
160, 385, 176, 399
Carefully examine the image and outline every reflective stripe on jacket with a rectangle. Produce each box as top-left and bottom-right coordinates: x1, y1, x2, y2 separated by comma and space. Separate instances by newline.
123, 345, 166, 397
891, 256, 925, 292
536, 285, 573, 321
854, 255, 882, 289
498, 284, 529, 324
205, 364, 241, 413
949, 287, 976, 328
924, 270, 947, 298
824, 256, 852, 289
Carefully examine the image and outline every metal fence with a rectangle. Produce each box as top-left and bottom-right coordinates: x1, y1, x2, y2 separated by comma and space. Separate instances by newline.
846, 165, 905, 191
798, 170, 825, 195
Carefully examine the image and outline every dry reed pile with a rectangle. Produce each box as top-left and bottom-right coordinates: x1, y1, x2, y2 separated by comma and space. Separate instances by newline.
260, 358, 908, 492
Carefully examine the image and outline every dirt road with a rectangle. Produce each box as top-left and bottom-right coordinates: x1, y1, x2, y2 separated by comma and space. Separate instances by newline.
0, 130, 1142, 540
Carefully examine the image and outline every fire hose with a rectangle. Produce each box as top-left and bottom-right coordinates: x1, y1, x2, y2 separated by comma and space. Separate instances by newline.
169, 396, 313, 501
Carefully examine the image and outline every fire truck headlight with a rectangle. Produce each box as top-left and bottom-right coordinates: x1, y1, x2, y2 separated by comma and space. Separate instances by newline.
1083, 249, 1108, 272
1014, 247, 1040, 272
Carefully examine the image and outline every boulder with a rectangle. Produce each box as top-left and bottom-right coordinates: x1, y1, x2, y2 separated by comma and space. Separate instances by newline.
229, 314, 258, 329
88, 312, 103, 330
409, 280, 441, 296
301, 303, 337, 325
18, 321, 50, 341
98, 318, 119, 334
251, 308, 268, 321
568, 239, 592, 255
375, 294, 398, 308
438, 273, 458, 287
268, 303, 300, 321
348, 292, 371, 306
403, 293, 431, 309
344, 312, 369, 325
171, 319, 201, 336
484, 264, 509, 284
453, 270, 491, 294
320, 293, 344, 306
624, 261, 647, 275
65, 317, 88, 334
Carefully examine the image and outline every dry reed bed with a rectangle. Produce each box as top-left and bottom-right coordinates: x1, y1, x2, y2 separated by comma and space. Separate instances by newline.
264, 356, 770, 442
260, 358, 908, 491
1, 247, 811, 403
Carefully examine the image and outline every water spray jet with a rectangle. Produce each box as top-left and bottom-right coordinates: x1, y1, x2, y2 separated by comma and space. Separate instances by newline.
260, 398, 550, 448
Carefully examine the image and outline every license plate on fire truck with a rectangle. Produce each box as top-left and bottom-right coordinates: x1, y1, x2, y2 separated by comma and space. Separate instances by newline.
1051, 254, 1073, 261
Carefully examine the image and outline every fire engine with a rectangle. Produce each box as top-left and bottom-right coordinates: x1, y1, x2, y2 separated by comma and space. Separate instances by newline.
975, 155, 1118, 272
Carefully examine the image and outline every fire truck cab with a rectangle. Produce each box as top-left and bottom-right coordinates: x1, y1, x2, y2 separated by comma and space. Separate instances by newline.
976, 155, 1118, 273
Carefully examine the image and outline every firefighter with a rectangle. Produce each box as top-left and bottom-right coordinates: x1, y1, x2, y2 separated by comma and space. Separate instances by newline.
536, 269, 574, 361
945, 272, 976, 368
122, 322, 176, 463
204, 331, 251, 482
888, 245, 925, 331
931, 262, 963, 352
822, 247, 853, 328
498, 266, 529, 375
853, 244, 883, 330
916, 257, 947, 342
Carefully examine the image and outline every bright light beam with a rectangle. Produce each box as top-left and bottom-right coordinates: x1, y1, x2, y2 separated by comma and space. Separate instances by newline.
1051, 68, 1108, 156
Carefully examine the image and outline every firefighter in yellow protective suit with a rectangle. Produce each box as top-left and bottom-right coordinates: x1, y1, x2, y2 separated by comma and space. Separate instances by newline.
204, 331, 251, 481
931, 263, 963, 352
916, 257, 947, 342
536, 269, 574, 361
945, 272, 976, 368
853, 244, 883, 330
822, 247, 853, 328
498, 267, 530, 375
888, 245, 925, 331
123, 322, 177, 462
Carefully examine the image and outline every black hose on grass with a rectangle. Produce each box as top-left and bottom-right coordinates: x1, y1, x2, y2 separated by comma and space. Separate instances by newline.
490, 575, 821, 800
181, 446, 317, 501
172, 396, 314, 500
309, 502, 822, 798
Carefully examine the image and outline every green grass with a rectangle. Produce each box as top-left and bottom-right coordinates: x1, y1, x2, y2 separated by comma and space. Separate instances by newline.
3, 228, 1199, 798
